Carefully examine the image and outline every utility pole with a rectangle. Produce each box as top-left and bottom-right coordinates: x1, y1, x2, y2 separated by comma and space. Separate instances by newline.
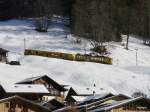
135, 48, 138, 66
23, 38, 26, 57
116, 59, 119, 65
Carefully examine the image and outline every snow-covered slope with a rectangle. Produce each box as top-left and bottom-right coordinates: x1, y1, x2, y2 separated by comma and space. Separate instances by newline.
0, 19, 150, 97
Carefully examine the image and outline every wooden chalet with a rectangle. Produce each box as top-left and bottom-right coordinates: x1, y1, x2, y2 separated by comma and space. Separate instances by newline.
57, 94, 138, 112
90, 96, 150, 112
39, 98, 65, 111
16, 75, 66, 101
0, 84, 49, 101
0, 48, 9, 63
66, 93, 114, 106
0, 95, 50, 112
83, 94, 130, 111
65, 86, 116, 105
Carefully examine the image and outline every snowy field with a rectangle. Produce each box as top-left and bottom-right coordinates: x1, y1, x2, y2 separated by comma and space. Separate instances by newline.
0, 19, 150, 97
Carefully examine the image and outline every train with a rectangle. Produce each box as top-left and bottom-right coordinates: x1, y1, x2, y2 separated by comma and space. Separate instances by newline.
24, 49, 112, 65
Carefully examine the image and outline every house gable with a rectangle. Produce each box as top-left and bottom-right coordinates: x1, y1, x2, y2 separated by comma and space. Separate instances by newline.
0, 95, 50, 112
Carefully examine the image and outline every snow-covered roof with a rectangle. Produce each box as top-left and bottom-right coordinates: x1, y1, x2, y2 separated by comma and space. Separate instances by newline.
16, 76, 44, 83
0, 19, 150, 99
1, 84, 49, 94
16, 75, 66, 91
91, 96, 145, 112
72, 93, 114, 103
69, 85, 117, 95
0, 48, 9, 53
86, 94, 113, 101
72, 96, 87, 102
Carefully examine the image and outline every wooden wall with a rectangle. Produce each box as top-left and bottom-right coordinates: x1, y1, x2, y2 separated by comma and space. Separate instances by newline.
0, 101, 36, 112
110, 103, 150, 112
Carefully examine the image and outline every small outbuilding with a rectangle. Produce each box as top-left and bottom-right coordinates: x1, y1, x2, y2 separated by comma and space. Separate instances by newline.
65, 86, 116, 105
0, 48, 9, 63
66, 93, 114, 106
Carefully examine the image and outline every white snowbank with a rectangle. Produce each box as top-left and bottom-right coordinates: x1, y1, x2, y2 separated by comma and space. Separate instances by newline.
0, 19, 149, 97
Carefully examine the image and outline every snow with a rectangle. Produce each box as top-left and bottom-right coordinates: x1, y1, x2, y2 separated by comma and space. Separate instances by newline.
1, 83, 49, 93
72, 93, 113, 103
16, 75, 45, 84
67, 85, 117, 95
91, 96, 144, 112
72, 96, 87, 102
0, 19, 149, 97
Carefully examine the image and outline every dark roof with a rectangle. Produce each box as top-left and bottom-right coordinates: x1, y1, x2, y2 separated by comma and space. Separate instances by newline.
0, 48, 9, 53
78, 93, 114, 105
56, 94, 131, 112
16, 75, 66, 91
65, 87, 78, 101
40, 99, 65, 111
75, 94, 130, 111
91, 96, 149, 112
0, 95, 50, 112
110, 94, 130, 101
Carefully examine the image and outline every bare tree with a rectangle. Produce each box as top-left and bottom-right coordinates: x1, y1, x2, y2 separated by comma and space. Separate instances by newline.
125, 0, 131, 50
132, 91, 147, 98
87, 0, 115, 53
33, 0, 51, 32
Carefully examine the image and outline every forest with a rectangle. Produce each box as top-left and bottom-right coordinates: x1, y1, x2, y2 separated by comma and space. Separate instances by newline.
71, 0, 150, 49
0, 0, 150, 49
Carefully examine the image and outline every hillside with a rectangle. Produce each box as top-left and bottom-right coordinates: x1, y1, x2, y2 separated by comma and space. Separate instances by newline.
0, 19, 150, 97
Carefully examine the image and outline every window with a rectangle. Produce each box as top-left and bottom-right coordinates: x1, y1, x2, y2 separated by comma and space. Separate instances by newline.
17, 104, 22, 108
42, 97, 45, 101
49, 85, 53, 89
45, 84, 49, 88
21, 106, 28, 112
5, 103, 10, 108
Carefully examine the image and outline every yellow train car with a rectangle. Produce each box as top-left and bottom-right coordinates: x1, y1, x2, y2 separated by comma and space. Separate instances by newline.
24, 49, 75, 61
75, 54, 112, 64
24, 49, 112, 65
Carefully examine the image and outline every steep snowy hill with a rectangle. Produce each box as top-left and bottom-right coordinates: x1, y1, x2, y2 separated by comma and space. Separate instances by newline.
0, 19, 150, 97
